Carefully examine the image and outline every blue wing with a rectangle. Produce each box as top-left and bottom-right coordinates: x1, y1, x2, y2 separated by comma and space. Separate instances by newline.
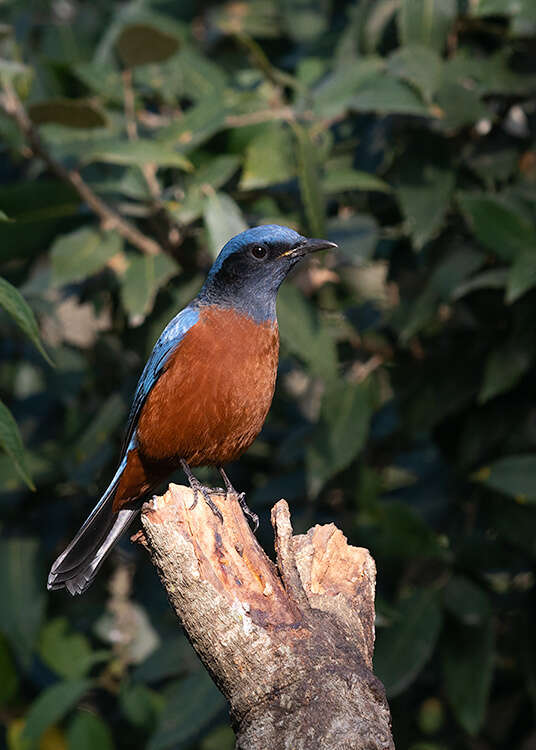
121, 304, 200, 455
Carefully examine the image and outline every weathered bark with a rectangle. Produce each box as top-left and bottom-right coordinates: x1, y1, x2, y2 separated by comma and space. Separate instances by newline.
136, 483, 394, 750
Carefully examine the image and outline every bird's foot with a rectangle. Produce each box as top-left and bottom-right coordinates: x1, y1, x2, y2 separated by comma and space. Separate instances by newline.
217, 466, 259, 532
228, 491, 259, 532
188, 478, 224, 523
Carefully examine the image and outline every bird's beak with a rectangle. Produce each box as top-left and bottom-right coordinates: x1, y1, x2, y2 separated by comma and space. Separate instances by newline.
280, 237, 338, 259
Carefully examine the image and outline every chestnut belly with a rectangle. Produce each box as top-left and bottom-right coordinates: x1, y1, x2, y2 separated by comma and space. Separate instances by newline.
135, 306, 280, 468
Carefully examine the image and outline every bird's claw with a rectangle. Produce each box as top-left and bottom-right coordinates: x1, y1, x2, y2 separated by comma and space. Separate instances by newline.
235, 491, 259, 532
190, 481, 223, 523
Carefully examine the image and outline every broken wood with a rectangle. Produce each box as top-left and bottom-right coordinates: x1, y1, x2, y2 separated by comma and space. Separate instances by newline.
135, 484, 394, 750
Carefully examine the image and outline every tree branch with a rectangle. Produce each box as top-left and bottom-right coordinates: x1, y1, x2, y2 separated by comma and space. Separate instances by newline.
135, 484, 394, 750
0, 81, 162, 257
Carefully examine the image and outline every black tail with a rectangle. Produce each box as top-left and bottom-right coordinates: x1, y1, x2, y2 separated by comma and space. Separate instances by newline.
48, 460, 139, 595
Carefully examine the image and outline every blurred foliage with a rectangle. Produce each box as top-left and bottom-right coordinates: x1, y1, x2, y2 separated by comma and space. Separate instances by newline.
0, 0, 535, 748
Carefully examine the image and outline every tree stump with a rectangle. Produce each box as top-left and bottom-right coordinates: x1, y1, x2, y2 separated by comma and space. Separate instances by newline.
135, 483, 394, 750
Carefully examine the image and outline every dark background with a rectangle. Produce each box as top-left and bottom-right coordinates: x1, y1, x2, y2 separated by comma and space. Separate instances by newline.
1, 1, 536, 748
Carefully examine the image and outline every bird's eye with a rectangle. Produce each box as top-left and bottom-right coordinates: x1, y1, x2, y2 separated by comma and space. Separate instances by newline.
250, 245, 268, 260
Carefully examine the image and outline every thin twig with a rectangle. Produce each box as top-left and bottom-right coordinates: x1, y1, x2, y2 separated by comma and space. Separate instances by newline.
0, 80, 162, 256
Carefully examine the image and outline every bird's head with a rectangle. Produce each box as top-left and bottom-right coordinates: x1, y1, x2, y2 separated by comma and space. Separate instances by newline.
198, 225, 337, 322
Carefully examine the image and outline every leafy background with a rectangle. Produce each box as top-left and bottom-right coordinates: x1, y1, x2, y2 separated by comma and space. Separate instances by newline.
1, 0, 536, 748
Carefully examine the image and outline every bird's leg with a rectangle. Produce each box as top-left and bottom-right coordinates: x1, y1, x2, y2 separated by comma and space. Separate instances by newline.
180, 459, 223, 523
218, 467, 259, 532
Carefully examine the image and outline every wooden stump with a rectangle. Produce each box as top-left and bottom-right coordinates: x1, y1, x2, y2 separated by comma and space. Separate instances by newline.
135, 484, 394, 750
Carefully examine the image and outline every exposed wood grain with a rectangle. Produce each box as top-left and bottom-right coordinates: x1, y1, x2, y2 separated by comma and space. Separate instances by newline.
136, 484, 394, 750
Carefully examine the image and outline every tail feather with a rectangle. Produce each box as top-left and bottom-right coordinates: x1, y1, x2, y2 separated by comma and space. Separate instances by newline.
48, 455, 140, 595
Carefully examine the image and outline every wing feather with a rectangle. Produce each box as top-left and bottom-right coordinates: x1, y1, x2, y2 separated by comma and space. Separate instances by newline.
121, 305, 200, 455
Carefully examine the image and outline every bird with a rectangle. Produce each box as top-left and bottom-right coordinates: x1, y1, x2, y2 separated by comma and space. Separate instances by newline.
47, 224, 336, 595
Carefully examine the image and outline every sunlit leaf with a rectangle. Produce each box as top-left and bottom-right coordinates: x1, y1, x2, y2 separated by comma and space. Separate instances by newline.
312, 58, 384, 118
39, 618, 109, 680
83, 140, 193, 170
203, 192, 247, 260
240, 123, 296, 189
120, 253, 180, 322
351, 75, 431, 116
398, 0, 456, 49
0, 400, 34, 490
0, 277, 52, 364
387, 45, 443, 101
50, 227, 122, 286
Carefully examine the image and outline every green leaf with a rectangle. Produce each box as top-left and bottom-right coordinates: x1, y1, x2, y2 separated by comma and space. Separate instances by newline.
0, 209, 12, 221
478, 341, 533, 403
473, 455, 536, 502
443, 577, 492, 626
351, 75, 431, 116
21, 679, 91, 745
117, 23, 180, 68
506, 250, 536, 303
200, 725, 235, 750
148, 673, 226, 750
443, 621, 494, 735
168, 156, 240, 225
0, 634, 19, 706
374, 588, 442, 696
452, 269, 508, 300
312, 58, 384, 118
325, 214, 379, 263
307, 380, 373, 496
293, 124, 325, 237
435, 82, 490, 130
240, 123, 296, 189
323, 168, 390, 194
0, 277, 52, 364
120, 682, 164, 730
39, 619, 109, 680
157, 97, 226, 153
83, 140, 193, 170
28, 99, 107, 129
67, 711, 114, 750
0, 400, 35, 490
371, 501, 443, 561
0, 538, 45, 667
120, 253, 180, 322
281, 0, 330, 42
397, 163, 455, 250
458, 193, 536, 261
203, 192, 247, 260
387, 45, 443, 101
277, 284, 338, 381
50, 227, 122, 285
398, 0, 456, 49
